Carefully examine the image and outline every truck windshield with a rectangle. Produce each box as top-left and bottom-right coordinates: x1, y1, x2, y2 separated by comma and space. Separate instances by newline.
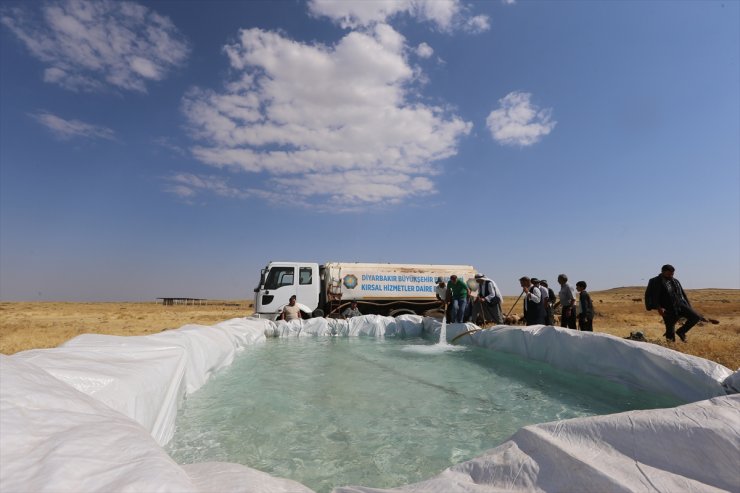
264, 267, 295, 290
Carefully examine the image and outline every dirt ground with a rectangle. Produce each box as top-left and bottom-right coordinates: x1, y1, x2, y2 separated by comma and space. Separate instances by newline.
2, 287, 738, 369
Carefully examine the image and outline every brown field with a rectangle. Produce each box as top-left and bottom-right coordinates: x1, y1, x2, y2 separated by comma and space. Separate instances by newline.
1, 287, 739, 369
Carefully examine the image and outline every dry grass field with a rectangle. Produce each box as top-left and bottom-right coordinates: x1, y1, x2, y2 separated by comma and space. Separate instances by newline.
2, 287, 738, 369
0, 300, 251, 355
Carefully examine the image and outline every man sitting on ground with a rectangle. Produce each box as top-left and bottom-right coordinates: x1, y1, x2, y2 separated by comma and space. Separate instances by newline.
342, 301, 362, 319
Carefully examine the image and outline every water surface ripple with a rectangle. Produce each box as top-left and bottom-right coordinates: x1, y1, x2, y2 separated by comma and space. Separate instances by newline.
166, 337, 682, 492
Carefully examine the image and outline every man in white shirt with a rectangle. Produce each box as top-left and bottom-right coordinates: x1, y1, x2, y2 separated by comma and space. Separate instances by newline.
434, 277, 451, 322
532, 278, 549, 318
519, 276, 544, 325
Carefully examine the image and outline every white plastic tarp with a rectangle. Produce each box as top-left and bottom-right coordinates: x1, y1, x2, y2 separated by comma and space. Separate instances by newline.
426, 320, 732, 403
12, 317, 272, 446
266, 314, 424, 339
2, 315, 738, 493
333, 394, 740, 493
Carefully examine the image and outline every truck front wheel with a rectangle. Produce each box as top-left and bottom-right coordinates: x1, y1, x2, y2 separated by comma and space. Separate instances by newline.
312, 308, 325, 318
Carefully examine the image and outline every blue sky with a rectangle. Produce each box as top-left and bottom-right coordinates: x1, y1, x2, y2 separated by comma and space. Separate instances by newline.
1, 0, 738, 301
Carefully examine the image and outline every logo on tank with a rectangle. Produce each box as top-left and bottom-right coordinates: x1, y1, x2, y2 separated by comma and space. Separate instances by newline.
343, 274, 358, 289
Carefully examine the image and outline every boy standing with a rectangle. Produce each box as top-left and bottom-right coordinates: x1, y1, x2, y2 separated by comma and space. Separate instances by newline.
575, 281, 593, 332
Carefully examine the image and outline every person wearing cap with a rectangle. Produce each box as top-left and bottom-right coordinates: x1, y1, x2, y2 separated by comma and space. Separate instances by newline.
540, 280, 556, 325
448, 274, 470, 323
519, 276, 545, 325
434, 277, 451, 322
473, 274, 504, 324
645, 264, 702, 342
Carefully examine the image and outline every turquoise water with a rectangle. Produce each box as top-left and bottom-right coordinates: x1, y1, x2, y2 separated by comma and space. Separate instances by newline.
166, 337, 683, 492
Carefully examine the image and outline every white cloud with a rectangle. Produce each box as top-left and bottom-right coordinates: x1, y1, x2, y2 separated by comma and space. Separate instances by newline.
307, 0, 410, 29
164, 173, 247, 200
1, 0, 188, 92
464, 15, 491, 34
416, 42, 434, 58
486, 92, 556, 146
182, 25, 471, 208
307, 0, 490, 33
153, 136, 186, 156
30, 111, 116, 140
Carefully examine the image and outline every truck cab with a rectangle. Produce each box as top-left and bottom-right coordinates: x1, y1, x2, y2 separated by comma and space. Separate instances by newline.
254, 262, 320, 320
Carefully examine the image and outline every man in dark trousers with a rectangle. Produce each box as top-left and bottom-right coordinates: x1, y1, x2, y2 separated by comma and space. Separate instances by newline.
645, 264, 702, 342
556, 274, 577, 329
540, 280, 556, 325
473, 274, 504, 324
519, 276, 545, 325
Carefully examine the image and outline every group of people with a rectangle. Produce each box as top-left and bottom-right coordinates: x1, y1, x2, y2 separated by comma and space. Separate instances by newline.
517, 275, 593, 331
280, 264, 702, 343
435, 273, 594, 331
434, 264, 702, 343
434, 274, 505, 325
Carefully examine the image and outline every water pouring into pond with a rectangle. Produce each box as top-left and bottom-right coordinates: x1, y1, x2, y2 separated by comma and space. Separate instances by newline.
401, 315, 466, 354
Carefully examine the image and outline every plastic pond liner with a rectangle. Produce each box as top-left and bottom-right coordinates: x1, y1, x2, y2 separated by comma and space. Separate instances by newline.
2, 315, 739, 493
165, 337, 683, 492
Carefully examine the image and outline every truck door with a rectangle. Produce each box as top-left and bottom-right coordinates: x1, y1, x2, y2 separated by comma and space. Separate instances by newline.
260, 266, 296, 314
296, 265, 319, 311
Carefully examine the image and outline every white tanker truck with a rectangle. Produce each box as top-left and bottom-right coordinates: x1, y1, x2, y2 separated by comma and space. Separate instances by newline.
253, 261, 478, 320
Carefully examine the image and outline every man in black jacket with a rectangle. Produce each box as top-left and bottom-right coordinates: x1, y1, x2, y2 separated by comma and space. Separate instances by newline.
645, 264, 702, 342
519, 276, 545, 325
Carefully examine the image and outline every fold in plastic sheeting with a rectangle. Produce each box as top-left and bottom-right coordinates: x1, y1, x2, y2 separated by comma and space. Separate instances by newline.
12, 317, 272, 446
425, 319, 733, 403
2, 315, 738, 493
265, 314, 424, 338
1, 354, 193, 493
333, 394, 740, 493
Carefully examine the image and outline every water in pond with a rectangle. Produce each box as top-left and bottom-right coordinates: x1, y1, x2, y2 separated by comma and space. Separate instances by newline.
166, 337, 683, 492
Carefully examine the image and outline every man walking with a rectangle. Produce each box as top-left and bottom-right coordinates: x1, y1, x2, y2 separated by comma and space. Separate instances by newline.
645, 264, 702, 342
